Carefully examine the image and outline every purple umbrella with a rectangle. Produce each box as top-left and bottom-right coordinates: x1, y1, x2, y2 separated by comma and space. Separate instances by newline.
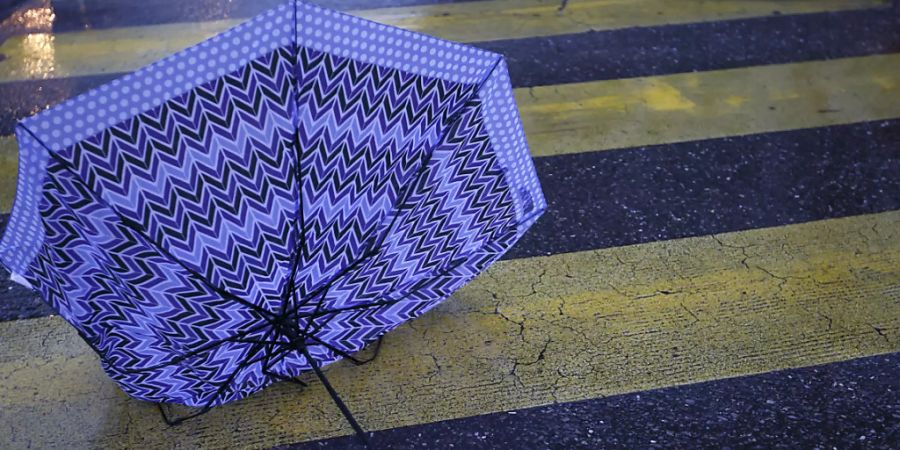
0, 1, 544, 443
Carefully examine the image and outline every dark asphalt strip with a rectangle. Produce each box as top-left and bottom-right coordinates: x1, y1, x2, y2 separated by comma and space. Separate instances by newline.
2, 118, 899, 321
481, 6, 900, 88
284, 352, 900, 450
0, 74, 122, 136
2, 7, 899, 135
506, 119, 900, 260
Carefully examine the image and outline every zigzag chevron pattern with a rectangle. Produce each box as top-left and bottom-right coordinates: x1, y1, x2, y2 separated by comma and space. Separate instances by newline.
58, 47, 301, 313
291, 47, 479, 298
17, 37, 542, 408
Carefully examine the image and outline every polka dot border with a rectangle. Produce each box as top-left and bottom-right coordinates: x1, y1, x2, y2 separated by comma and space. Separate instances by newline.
5, 0, 543, 274
477, 59, 547, 236
0, 127, 49, 276
22, 2, 295, 151
296, 2, 499, 85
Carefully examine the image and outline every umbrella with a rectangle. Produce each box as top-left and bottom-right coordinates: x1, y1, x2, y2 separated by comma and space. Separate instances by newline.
0, 0, 544, 442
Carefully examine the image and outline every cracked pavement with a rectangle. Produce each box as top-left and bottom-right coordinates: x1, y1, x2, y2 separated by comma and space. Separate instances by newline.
0, 0, 899, 448
1, 210, 897, 448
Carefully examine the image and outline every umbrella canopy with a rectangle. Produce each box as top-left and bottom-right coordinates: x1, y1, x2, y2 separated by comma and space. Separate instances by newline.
0, 0, 544, 422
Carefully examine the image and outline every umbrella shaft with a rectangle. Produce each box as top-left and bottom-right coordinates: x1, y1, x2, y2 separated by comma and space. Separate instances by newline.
299, 346, 371, 448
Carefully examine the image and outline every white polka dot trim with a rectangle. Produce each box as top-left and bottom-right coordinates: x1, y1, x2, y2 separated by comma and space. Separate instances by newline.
4, 0, 542, 273
477, 59, 546, 236
21, 2, 295, 151
296, 2, 498, 85
0, 126, 50, 275
23, 0, 506, 151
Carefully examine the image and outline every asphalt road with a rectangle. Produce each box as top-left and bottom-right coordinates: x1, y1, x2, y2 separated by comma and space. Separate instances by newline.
0, 0, 897, 448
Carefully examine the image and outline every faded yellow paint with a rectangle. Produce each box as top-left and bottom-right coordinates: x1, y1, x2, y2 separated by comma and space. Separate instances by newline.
527, 80, 697, 114
520, 54, 900, 156
639, 81, 697, 111
0, 137, 17, 212
0, 0, 888, 81
873, 75, 895, 90
724, 95, 747, 107
363, 0, 885, 43
1, 211, 898, 448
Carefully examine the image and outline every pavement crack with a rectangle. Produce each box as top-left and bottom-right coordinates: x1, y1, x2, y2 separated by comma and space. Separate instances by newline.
496, 305, 526, 341
549, 367, 567, 403
425, 353, 443, 381
606, 282, 629, 298
868, 324, 889, 342
680, 302, 700, 324
870, 222, 882, 238
754, 265, 789, 288
551, 319, 590, 343
508, 338, 552, 388
40, 329, 55, 350
525, 268, 548, 298
533, 338, 551, 363
611, 251, 638, 280
635, 289, 681, 300
711, 234, 753, 270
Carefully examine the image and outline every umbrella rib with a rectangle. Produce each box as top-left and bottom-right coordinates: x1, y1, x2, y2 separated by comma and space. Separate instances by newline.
283, 80, 458, 310
159, 336, 274, 425
115, 294, 391, 374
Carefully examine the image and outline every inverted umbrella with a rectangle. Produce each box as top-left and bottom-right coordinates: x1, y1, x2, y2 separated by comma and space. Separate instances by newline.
0, 0, 544, 441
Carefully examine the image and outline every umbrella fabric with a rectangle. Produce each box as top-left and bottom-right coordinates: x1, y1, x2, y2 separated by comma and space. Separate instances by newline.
0, 1, 544, 412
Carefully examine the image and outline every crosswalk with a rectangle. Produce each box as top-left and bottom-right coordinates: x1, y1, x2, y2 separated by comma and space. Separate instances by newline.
2, 54, 898, 214
2, 211, 897, 446
0, 0, 897, 448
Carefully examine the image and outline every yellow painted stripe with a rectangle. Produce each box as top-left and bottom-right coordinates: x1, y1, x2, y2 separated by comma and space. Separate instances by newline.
2, 54, 899, 212
0, 137, 16, 213
0, 0, 887, 82
364, 0, 886, 43
522, 53, 900, 157
1, 211, 898, 448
